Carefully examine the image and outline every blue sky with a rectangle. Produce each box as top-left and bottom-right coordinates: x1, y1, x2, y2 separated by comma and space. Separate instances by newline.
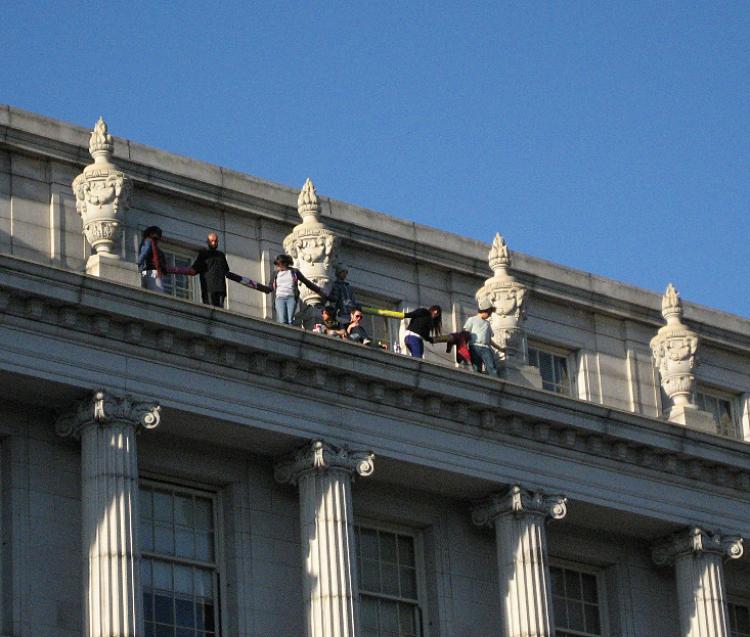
3, 2, 749, 316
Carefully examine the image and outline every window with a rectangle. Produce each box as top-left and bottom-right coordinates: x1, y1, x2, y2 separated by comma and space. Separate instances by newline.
356, 525, 424, 637
550, 564, 605, 637
140, 483, 219, 637
695, 388, 740, 439
160, 245, 198, 302
528, 343, 574, 396
729, 602, 750, 637
356, 292, 401, 350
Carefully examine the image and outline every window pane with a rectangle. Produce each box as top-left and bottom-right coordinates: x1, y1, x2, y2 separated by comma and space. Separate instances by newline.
568, 601, 584, 630
155, 523, 175, 555
153, 492, 173, 522
379, 533, 397, 563
361, 558, 381, 593
194, 498, 212, 530
584, 602, 601, 633
553, 595, 567, 628
399, 566, 417, 599
581, 573, 598, 603
381, 562, 400, 596
195, 531, 213, 561
380, 600, 399, 632
174, 496, 193, 526
361, 597, 379, 629
144, 592, 154, 621
141, 488, 153, 519
154, 561, 172, 591
398, 602, 417, 635
175, 598, 194, 628
397, 536, 415, 567
154, 594, 174, 624
565, 570, 582, 600
359, 529, 379, 560
176, 527, 195, 559
174, 565, 193, 595
141, 519, 154, 552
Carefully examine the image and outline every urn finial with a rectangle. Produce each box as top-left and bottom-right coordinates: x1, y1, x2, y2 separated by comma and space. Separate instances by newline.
488, 233, 511, 274
662, 283, 682, 324
89, 116, 114, 160
297, 177, 321, 222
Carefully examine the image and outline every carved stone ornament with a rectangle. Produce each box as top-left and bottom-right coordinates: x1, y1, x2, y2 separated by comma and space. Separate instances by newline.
282, 178, 338, 306
55, 389, 161, 438
274, 439, 375, 486
71, 117, 132, 255
476, 234, 529, 363
652, 527, 744, 566
650, 284, 700, 413
471, 484, 568, 528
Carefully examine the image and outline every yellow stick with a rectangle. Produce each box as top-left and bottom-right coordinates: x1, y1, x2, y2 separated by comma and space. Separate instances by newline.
360, 306, 405, 319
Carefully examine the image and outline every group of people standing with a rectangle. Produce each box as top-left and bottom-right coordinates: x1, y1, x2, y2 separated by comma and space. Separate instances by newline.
137, 227, 500, 374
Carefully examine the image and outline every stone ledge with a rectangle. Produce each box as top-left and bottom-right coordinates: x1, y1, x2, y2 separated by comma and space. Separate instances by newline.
0, 254, 748, 500
1, 105, 749, 341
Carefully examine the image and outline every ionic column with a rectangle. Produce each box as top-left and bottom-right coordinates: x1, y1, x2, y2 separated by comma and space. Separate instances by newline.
56, 390, 161, 637
472, 485, 568, 637
652, 527, 744, 637
275, 440, 375, 637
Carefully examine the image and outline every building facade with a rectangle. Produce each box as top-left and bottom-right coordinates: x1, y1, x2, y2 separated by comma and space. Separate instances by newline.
0, 105, 748, 637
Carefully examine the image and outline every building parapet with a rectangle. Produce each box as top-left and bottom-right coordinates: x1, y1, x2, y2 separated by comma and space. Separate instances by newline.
0, 254, 748, 510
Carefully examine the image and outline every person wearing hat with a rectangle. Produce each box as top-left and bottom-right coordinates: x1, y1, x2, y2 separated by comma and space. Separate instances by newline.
329, 263, 358, 325
234, 254, 327, 325
463, 299, 501, 375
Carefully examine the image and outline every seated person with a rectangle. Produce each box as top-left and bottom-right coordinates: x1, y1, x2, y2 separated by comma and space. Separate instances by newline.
320, 306, 347, 338
346, 309, 371, 345
346, 310, 387, 349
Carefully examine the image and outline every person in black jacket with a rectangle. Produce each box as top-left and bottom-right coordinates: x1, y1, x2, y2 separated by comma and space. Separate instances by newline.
187, 232, 232, 307
403, 305, 442, 358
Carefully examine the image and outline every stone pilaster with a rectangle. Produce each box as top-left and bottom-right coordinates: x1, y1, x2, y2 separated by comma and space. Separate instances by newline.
275, 440, 375, 637
652, 527, 743, 637
56, 390, 161, 637
72, 117, 138, 286
476, 234, 542, 387
650, 284, 715, 432
472, 485, 567, 637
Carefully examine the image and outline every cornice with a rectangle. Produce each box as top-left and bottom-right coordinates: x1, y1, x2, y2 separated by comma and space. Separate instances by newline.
1, 105, 749, 346
0, 256, 748, 503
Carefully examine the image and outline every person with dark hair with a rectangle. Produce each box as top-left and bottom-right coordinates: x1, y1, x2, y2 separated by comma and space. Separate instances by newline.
318, 305, 347, 338
137, 226, 190, 294
402, 305, 442, 358
234, 254, 327, 325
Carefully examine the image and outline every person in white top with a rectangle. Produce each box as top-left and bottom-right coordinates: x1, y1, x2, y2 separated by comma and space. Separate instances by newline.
234, 254, 328, 325
463, 299, 502, 375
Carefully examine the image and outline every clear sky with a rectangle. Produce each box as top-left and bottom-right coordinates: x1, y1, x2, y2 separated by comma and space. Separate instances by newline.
3, 2, 749, 317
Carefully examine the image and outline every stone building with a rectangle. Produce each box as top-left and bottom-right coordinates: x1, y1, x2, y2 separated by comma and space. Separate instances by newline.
0, 105, 748, 637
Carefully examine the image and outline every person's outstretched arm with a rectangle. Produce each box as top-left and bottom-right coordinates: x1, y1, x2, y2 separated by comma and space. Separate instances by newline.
227, 271, 272, 293
295, 269, 328, 299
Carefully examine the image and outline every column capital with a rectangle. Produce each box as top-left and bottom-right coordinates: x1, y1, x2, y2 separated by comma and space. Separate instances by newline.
472, 484, 567, 528
274, 440, 375, 486
652, 527, 744, 566
55, 389, 161, 438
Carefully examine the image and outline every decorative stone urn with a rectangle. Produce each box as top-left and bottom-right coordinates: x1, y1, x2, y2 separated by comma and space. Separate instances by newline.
72, 117, 132, 255
72, 118, 138, 285
476, 234, 541, 387
283, 179, 338, 325
650, 284, 714, 432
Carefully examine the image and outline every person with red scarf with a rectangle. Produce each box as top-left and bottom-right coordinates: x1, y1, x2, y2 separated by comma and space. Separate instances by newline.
137, 226, 190, 293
